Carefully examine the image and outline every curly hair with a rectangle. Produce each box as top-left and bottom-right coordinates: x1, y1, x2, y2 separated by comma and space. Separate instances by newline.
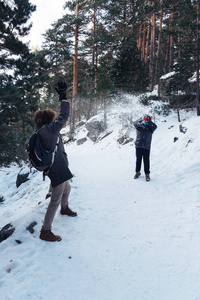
34, 108, 57, 127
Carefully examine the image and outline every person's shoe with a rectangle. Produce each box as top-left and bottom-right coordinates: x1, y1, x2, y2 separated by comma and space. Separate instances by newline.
134, 171, 141, 179
60, 206, 77, 217
145, 174, 150, 181
39, 229, 62, 242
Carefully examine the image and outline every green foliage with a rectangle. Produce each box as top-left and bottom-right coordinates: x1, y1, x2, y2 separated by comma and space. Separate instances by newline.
0, 0, 39, 166
161, 0, 197, 109
139, 95, 150, 106
0, 125, 30, 165
0, 0, 36, 67
139, 95, 171, 116
111, 34, 149, 92
166, 47, 195, 109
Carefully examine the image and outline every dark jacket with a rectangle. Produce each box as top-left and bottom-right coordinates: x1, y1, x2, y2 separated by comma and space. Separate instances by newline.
134, 118, 157, 150
38, 101, 73, 187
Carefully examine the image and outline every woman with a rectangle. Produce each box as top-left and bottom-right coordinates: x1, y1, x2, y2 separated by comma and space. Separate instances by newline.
33, 82, 77, 242
133, 115, 157, 181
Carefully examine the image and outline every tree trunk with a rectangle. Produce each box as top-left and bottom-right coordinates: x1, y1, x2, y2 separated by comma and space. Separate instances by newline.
149, 0, 156, 91
155, 1, 163, 83
169, 4, 175, 72
71, 3, 79, 136
165, 34, 170, 73
103, 94, 107, 129
122, 0, 127, 34
130, 0, 135, 32
71, 0, 88, 135
93, 7, 97, 95
157, 2, 163, 56
177, 10, 181, 60
141, 21, 146, 61
145, 20, 150, 63
137, 23, 143, 50
86, 7, 98, 120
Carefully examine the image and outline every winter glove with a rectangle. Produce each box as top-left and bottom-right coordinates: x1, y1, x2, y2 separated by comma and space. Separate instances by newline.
55, 81, 67, 101
142, 121, 148, 125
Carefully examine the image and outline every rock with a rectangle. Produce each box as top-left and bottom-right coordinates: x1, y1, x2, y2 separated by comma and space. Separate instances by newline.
76, 120, 86, 127
0, 223, 15, 243
117, 135, 134, 145
174, 137, 179, 142
117, 136, 125, 145
123, 138, 133, 145
87, 132, 97, 142
99, 131, 113, 141
16, 167, 30, 188
77, 137, 87, 145
26, 221, 37, 234
185, 139, 193, 147
158, 72, 175, 99
179, 124, 187, 134
85, 116, 105, 142
15, 240, 22, 244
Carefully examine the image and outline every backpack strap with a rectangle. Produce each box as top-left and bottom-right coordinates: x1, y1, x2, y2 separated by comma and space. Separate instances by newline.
43, 135, 60, 180
50, 135, 60, 167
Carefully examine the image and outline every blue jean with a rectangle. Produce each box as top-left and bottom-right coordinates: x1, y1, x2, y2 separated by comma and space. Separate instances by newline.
135, 147, 150, 174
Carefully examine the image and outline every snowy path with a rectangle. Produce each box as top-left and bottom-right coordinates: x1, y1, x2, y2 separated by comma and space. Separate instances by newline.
67, 142, 200, 300
1, 109, 200, 300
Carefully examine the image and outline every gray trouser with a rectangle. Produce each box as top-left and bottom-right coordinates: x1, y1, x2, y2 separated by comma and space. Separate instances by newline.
42, 181, 71, 231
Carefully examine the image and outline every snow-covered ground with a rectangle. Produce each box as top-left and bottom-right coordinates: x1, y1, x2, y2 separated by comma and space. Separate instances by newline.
0, 94, 200, 300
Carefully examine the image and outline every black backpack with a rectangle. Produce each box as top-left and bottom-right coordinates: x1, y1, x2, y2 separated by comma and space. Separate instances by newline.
26, 129, 59, 173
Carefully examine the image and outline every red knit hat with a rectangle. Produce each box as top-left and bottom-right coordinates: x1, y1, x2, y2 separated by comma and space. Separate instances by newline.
143, 116, 150, 122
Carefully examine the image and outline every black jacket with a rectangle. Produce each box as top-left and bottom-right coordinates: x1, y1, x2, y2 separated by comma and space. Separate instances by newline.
38, 101, 73, 187
134, 118, 157, 150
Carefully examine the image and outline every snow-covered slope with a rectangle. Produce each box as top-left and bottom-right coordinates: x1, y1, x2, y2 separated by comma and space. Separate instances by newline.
0, 94, 200, 300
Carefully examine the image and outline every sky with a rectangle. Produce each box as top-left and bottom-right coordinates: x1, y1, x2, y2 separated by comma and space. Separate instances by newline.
26, 0, 67, 49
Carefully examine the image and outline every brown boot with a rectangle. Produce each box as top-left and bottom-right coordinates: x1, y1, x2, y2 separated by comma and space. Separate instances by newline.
40, 229, 62, 242
145, 174, 150, 181
134, 171, 141, 179
60, 206, 77, 217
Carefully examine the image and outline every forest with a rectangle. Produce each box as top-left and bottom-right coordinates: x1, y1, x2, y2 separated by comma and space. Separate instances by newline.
0, 0, 200, 164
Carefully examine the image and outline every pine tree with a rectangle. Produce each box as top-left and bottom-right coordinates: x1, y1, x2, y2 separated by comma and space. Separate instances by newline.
111, 34, 149, 92
166, 0, 197, 109
0, 0, 38, 165
0, 0, 36, 68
